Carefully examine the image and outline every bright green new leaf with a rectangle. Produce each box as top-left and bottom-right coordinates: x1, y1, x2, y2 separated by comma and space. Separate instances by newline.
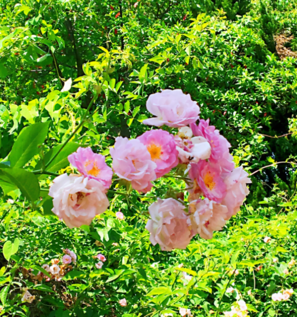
146, 287, 171, 296
3, 238, 20, 261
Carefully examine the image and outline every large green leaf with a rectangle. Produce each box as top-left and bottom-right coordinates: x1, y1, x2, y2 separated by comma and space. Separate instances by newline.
3, 238, 20, 261
0, 168, 40, 203
9, 122, 49, 168
35, 142, 80, 173
146, 287, 172, 296
0, 285, 10, 305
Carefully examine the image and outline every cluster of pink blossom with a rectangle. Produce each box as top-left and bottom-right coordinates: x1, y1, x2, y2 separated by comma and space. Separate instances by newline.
37, 249, 76, 282
94, 253, 106, 269
272, 289, 293, 301
48, 89, 250, 251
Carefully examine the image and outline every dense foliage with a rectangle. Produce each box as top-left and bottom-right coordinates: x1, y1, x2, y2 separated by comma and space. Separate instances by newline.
0, 0, 297, 316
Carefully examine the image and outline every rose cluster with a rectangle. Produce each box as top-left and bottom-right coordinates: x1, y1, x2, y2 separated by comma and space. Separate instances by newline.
49, 89, 251, 251
40, 249, 76, 282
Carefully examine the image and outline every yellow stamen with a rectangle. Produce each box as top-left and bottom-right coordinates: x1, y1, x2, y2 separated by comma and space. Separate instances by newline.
85, 161, 100, 177
147, 143, 162, 160
204, 171, 216, 190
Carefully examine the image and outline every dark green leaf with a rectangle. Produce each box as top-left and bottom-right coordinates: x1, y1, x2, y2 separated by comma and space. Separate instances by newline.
9, 122, 50, 168
0, 168, 40, 203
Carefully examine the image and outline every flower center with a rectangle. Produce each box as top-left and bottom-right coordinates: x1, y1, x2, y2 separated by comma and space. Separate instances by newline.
85, 161, 100, 177
204, 171, 216, 190
69, 191, 87, 208
147, 143, 162, 160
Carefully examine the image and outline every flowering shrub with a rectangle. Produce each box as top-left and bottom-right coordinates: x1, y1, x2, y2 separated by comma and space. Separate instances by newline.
1, 0, 297, 316
47, 89, 250, 252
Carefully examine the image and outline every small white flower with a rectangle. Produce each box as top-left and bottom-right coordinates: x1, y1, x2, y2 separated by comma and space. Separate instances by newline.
22, 290, 35, 303
178, 126, 193, 139
42, 264, 51, 272
226, 287, 234, 294
49, 264, 60, 275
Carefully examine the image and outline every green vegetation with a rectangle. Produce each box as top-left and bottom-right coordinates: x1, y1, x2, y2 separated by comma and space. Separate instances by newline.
0, 0, 297, 316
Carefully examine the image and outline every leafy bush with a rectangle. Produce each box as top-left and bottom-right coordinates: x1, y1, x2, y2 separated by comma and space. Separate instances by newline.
0, 0, 297, 316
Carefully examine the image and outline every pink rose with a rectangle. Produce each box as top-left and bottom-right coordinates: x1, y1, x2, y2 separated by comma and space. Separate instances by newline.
62, 255, 72, 264
49, 174, 109, 228
143, 89, 200, 127
110, 137, 156, 193
65, 249, 77, 263
97, 254, 106, 262
119, 298, 127, 307
190, 198, 228, 239
222, 167, 251, 219
138, 129, 178, 178
95, 261, 103, 269
116, 212, 124, 220
191, 119, 234, 173
68, 147, 113, 189
145, 198, 193, 251
190, 161, 226, 203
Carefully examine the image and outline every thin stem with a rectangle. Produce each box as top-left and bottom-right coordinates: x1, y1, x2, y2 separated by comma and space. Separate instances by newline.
163, 175, 191, 181
250, 161, 297, 176
34, 171, 59, 176
259, 132, 292, 139
45, 95, 98, 169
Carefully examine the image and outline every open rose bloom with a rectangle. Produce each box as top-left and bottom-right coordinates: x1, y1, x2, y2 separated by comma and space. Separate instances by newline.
49, 174, 109, 228
68, 147, 113, 189
145, 198, 194, 251
110, 137, 157, 193
138, 129, 178, 178
142, 89, 200, 127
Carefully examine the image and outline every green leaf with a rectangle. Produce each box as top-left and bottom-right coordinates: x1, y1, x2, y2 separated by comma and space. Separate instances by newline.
0, 276, 11, 285
33, 284, 55, 293
115, 81, 123, 93
0, 63, 9, 79
267, 282, 276, 296
139, 64, 148, 82
0, 285, 10, 305
3, 238, 20, 261
0, 168, 40, 203
15, 4, 32, 15
124, 101, 130, 113
9, 122, 50, 168
35, 142, 80, 173
63, 270, 85, 281
106, 270, 124, 283
109, 78, 116, 90
146, 287, 171, 296
132, 106, 140, 117
68, 284, 88, 292
175, 267, 197, 276
149, 56, 166, 65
